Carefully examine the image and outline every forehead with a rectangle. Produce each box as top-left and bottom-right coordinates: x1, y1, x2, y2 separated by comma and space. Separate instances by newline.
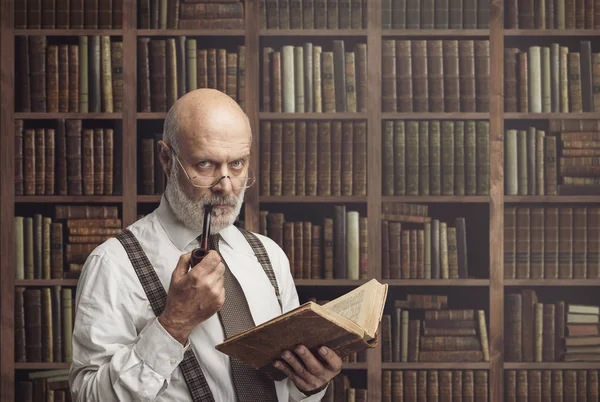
178, 110, 251, 160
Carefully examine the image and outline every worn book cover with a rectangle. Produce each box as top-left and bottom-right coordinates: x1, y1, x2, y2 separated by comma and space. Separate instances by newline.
215, 279, 388, 379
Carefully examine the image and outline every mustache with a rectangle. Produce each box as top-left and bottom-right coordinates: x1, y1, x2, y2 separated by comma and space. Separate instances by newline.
199, 194, 239, 207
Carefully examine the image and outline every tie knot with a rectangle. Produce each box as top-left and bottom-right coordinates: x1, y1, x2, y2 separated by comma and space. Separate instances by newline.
197, 234, 220, 250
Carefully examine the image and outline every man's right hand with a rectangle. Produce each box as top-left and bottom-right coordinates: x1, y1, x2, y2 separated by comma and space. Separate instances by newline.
158, 251, 225, 345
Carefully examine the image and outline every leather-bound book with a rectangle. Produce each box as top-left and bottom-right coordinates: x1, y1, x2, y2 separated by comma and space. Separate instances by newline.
111, 41, 124, 112
149, 39, 167, 112
69, 45, 79, 113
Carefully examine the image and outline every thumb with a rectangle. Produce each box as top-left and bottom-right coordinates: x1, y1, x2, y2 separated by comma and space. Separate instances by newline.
172, 252, 192, 280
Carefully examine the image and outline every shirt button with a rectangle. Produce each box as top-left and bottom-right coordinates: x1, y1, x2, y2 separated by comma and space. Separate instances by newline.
170, 359, 177, 366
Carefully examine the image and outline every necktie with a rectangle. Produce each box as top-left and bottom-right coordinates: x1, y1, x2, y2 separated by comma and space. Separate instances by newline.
210, 234, 279, 402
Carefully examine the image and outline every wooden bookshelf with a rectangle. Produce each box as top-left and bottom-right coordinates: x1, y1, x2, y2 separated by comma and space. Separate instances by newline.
2, 0, 600, 401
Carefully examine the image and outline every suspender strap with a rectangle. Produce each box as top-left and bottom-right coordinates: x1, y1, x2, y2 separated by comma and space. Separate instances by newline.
238, 228, 283, 312
116, 229, 216, 402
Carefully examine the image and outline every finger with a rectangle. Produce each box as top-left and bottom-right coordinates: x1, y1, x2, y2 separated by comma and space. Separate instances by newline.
172, 253, 192, 279
272, 360, 311, 390
293, 345, 329, 379
316, 346, 343, 372
280, 349, 319, 385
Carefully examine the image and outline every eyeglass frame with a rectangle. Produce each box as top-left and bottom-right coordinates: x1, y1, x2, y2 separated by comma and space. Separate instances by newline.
167, 145, 256, 189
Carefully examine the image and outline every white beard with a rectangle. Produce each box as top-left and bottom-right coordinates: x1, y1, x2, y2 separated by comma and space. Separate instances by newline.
164, 162, 246, 234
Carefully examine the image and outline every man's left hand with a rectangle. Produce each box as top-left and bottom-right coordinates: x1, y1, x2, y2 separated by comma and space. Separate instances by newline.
272, 345, 342, 395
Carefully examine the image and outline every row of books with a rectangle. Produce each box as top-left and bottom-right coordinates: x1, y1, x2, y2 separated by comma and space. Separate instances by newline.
138, 38, 246, 112
15, 287, 74, 363
505, 0, 600, 29
322, 374, 367, 402
381, 295, 490, 363
382, 211, 469, 280
259, 120, 367, 197
504, 206, 600, 280
382, 40, 490, 113
382, 369, 488, 402
382, 120, 490, 196
259, 206, 367, 280
260, 0, 368, 30
381, 0, 490, 29
15, 121, 118, 196
505, 369, 600, 400
16, 369, 71, 402
262, 41, 367, 113
505, 289, 600, 362
139, 134, 167, 195
16, 36, 124, 114
15, 0, 123, 29
139, 0, 245, 30
14, 206, 122, 280
504, 42, 600, 114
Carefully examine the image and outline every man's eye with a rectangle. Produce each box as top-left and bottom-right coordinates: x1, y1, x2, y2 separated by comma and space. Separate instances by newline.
197, 161, 211, 168
231, 160, 244, 169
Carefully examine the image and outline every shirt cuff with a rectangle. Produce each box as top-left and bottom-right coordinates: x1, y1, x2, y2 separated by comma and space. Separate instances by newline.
134, 317, 190, 378
289, 381, 329, 401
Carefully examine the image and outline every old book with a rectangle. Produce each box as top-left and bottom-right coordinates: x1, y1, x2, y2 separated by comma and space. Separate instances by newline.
215, 279, 387, 380
453, 121, 464, 196
419, 122, 430, 196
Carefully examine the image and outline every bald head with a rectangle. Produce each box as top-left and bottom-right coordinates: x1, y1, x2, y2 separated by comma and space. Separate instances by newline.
163, 88, 251, 154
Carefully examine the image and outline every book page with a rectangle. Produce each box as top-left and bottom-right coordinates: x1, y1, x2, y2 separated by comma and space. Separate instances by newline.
323, 279, 388, 339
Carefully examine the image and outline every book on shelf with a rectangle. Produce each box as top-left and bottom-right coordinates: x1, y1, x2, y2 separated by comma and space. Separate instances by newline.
504, 42, 600, 113
382, 369, 489, 401
504, 206, 600, 280
381, 0, 490, 29
259, 120, 367, 197
260, 0, 368, 30
139, 0, 245, 30
505, 0, 600, 29
321, 373, 367, 402
262, 40, 367, 113
381, 293, 490, 363
259, 205, 368, 280
15, 119, 120, 196
505, 369, 599, 402
506, 289, 600, 362
382, 39, 490, 113
16, 369, 72, 402
16, 36, 124, 114
215, 278, 388, 380
14, 205, 123, 281
381, 202, 471, 280
15, 0, 123, 29
137, 37, 245, 112
382, 120, 490, 196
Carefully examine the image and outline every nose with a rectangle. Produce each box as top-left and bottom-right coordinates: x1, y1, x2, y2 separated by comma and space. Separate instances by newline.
211, 175, 233, 194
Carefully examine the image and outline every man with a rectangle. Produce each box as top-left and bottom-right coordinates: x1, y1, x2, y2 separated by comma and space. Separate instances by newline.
69, 89, 342, 401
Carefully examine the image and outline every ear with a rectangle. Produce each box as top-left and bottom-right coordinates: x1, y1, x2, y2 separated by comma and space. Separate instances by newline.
157, 140, 172, 177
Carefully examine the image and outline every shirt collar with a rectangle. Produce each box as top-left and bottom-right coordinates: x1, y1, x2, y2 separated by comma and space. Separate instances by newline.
156, 195, 235, 251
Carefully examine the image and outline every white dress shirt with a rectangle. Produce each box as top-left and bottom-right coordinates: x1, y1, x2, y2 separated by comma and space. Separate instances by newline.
69, 196, 328, 402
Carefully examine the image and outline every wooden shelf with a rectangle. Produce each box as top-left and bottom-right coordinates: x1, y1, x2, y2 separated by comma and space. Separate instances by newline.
505, 362, 600, 370
15, 29, 124, 36
137, 29, 245, 36
137, 112, 167, 119
382, 362, 489, 370
259, 112, 368, 120
15, 363, 71, 370
14, 113, 123, 119
137, 195, 162, 203
294, 279, 369, 286
382, 29, 489, 37
259, 196, 368, 203
505, 112, 600, 120
15, 280, 78, 287
382, 112, 490, 119
505, 195, 600, 203
505, 29, 600, 36
385, 279, 490, 286
260, 29, 368, 36
16, 195, 123, 203
382, 195, 490, 203
505, 279, 600, 287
